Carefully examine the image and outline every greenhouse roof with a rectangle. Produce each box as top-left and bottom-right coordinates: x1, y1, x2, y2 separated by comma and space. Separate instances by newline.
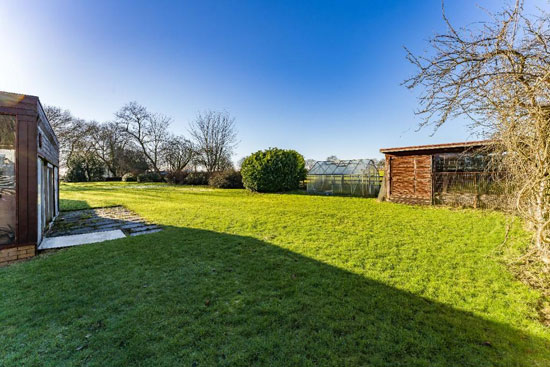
308, 159, 376, 175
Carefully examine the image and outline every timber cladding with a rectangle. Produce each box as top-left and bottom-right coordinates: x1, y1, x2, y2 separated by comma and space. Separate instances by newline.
0, 93, 40, 246
386, 154, 432, 205
0, 91, 60, 262
380, 140, 493, 206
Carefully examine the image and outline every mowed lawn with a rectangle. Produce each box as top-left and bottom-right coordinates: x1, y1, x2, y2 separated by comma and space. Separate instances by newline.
1, 183, 549, 366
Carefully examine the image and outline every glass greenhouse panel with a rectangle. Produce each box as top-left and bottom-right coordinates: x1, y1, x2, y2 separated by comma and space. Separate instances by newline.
307, 159, 381, 197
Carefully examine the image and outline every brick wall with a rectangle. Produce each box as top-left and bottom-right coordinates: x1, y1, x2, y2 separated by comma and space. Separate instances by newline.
0, 245, 35, 266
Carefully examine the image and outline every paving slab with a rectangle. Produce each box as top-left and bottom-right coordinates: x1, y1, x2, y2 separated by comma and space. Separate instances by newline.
39, 206, 162, 250
47, 206, 161, 237
38, 230, 126, 250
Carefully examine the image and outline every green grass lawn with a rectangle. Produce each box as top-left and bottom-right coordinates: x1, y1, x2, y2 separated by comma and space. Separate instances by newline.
1, 182, 549, 366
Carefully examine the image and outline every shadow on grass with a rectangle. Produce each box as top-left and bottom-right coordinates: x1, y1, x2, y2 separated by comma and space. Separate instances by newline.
0, 226, 548, 366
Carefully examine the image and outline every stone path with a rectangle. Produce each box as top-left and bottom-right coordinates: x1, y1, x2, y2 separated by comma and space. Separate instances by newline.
46, 206, 162, 238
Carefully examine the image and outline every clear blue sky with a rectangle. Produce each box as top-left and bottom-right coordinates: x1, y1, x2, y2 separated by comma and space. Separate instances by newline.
0, 0, 546, 161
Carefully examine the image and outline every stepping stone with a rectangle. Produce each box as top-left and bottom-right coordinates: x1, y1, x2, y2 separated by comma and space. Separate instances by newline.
129, 229, 162, 236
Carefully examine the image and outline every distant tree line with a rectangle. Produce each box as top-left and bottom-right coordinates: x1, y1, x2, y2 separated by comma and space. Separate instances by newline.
45, 103, 238, 182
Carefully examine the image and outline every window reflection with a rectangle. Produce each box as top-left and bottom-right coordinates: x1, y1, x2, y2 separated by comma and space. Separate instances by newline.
434, 153, 490, 172
0, 115, 16, 245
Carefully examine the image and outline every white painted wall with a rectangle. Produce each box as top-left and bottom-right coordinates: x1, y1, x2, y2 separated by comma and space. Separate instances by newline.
37, 158, 43, 245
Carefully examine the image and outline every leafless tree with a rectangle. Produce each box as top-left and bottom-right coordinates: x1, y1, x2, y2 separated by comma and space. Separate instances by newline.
88, 121, 128, 176
326, 155, 339, 162
189, 110, 238, 173
116, 102, 170, 175
163, 134, 194, 173
405, 1, 550, 263
375, 158, 386, 171
236, 157, 247, 170
305, 159, 317, 170
44, 105, 94, 169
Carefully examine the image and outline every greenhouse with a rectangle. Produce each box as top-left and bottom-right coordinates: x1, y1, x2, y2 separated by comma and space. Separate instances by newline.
307, 159, 381, 197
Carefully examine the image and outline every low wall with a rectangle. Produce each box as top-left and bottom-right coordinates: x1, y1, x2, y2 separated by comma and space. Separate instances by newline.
0, 245, 35, 266
388, 196, 431, 205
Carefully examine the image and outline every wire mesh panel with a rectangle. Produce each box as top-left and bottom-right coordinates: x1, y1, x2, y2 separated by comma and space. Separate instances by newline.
433, 172, 502, 195
432, 152, 504, 207
307, 159, 381, 197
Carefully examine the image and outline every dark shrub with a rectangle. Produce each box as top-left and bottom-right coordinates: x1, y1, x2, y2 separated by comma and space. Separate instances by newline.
66, 154, 104, 182
137, 172, 164, 183
241, 148, 307, 192
65, 160, 87, 182
122, 173, 137, 182
104, 177, 122, 182
184, 172, 210, 185
208, 170, 243, 189
166, 170, 189, 185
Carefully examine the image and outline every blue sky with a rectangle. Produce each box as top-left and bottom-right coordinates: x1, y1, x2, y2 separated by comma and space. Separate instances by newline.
0, 1, 546, 161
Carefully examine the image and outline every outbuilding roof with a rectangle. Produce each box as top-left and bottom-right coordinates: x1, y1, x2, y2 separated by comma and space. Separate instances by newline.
308, 159, 377, 175
379, 140, 493, 154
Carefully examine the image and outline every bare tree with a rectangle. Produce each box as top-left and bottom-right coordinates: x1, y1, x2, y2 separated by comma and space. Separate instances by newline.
236, 157, 247, 170
189, 110, 238, 173
163, 135, 194, 173
44, 105, 94, 169
375, 158, 386, 171
88, 121, 128, 176
405, 1, 550, 262
326, 155, 339, 162
116, 102, 170, 175
305, 159, 317, 170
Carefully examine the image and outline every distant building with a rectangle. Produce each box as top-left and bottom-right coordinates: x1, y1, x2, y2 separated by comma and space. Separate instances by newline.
307, 159, 381, 197
380, 140, 499, 207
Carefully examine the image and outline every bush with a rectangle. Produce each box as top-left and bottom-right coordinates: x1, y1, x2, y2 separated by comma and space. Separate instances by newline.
104, 177, 122, 182
66, 154, 104, 182
184, 172, 210, 185
65, 161, 87, 182
241, 148, 307, 192
208, 170, 243, 189
166, 170, 189, 185
122, 173, 137, 182
137, 172, 163, 183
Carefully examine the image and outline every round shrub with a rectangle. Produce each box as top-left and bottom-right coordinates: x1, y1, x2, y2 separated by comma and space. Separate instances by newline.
122, 173, 137, 182
241, 148, 307, 192
208, 170, 243, 189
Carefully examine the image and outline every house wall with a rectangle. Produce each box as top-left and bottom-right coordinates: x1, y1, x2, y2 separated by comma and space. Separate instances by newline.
0, 93, 39, 247
0, 92, 59, 266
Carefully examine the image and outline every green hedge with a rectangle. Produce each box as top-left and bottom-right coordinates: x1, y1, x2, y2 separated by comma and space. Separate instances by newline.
241, 148, 306, 192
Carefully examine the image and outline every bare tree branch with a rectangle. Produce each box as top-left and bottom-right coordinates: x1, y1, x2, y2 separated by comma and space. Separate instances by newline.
405, 0, 550, 263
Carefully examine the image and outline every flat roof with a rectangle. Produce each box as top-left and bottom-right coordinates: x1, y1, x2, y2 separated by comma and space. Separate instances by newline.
379, 140, 493, 154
